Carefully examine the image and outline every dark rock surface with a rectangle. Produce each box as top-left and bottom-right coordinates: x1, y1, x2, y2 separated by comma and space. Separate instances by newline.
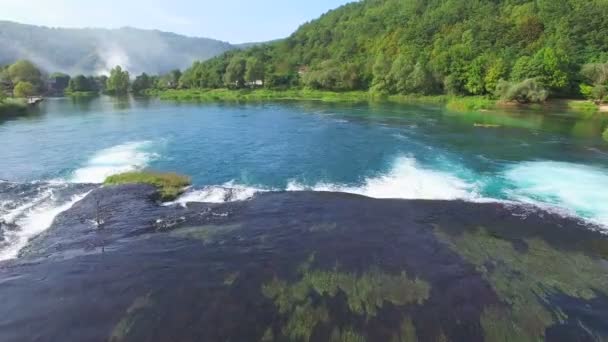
0, 185, 607, 341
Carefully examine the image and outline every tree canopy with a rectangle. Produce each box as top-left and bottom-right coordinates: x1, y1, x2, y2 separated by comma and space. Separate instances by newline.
178, 0, 608, 100
105, 66, 130, 95
13, 81, 36, 98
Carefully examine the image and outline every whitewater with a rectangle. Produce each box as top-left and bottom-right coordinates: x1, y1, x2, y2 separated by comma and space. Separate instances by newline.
0, 93, 608, 260
2, 131, 608, 260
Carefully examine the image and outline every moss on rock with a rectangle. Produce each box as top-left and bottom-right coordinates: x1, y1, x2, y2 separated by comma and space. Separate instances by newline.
435, 226, 608, 341
104, 171, 191, 201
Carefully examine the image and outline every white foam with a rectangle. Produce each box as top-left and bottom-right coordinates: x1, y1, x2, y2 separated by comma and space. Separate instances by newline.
287, 156, 479, 201
0, 192, 89, 261
1, 189, 53, 224
169, 182, 265, 206
70, 141, 158, 183
503, 161, 608, 226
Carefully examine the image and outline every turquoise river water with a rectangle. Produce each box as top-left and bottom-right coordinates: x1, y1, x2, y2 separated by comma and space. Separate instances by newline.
1, 96, 608, 259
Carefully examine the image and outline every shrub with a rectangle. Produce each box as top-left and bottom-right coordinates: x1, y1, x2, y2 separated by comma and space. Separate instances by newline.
13, 81, 36, 98
104, 171, 191, 201
496, 79, 548, 103
603, 128, 608, 142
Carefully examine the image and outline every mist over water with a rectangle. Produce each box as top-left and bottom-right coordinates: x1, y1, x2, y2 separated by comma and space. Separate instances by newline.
1, 96, 608, 260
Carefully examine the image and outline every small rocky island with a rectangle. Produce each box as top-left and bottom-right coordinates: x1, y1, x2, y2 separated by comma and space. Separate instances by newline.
0, 179, 607, 341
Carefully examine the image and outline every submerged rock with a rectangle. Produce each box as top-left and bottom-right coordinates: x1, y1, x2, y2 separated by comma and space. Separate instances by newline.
0, 185, 607, 341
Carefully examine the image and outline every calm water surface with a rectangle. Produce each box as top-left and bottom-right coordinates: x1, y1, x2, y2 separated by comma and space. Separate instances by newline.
1, 96, 608, 226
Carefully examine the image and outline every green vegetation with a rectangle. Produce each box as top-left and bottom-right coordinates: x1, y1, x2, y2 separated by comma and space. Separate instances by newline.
1, 60, 43, 98
330, 327, 366, 342
131, 73, 154, 95
5, 1, 608, 108
109, 293, 155, 342
567, 100, 599, 113
603, 128, 608, 142
106, 66, 130, 95
13, 81, 35, 98
66, 75, 106, 95
7, 60, 43, 91
496, 79, 548, 103
174, 0, 608, 105
156, 88, 373, 103
261, 256, 429, 341
157, 88, 501, 112
170, 224, 242, 243
0, 98, 27, 116
445, 97, 496, 112
435, 226, 608, 341
579, 63, 608, 103
390, 318, 417, 342
103, 171, 191, 201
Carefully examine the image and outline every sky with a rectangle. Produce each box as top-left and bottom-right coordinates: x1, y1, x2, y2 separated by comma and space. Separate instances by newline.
0, 0, 353, 43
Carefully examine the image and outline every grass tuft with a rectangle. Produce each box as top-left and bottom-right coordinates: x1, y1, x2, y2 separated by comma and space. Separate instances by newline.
104, 171, 191, 201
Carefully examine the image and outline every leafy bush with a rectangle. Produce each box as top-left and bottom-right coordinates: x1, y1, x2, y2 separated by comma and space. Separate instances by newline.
104, 172, 191, 201
496, 79, 548, 103
13, 81, 36, 98
603, 128, 608, 143
580, 84, 607, 104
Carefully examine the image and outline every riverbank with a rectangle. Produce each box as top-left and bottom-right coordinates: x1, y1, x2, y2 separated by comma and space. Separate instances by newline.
65, 91, 99, 97
0, 98, 27, 117
153, 88, 604, 113
154, 88, 500, 111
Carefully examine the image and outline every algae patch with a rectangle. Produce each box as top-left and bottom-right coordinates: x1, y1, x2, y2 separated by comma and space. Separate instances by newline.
435, 226, 608, 341
261, 256, 429, 341
170, 224, 242, 245
390, 318, 417, 342
263, 267, 429, 318
109, 293, 155, 342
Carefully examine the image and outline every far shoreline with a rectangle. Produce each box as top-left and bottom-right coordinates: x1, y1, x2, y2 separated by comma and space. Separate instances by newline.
149, 88, 607, 114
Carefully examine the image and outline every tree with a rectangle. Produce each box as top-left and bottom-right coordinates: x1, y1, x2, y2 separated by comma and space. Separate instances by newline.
13, 81, 36, 98
465, 56, 487, 95
175, 0, 608, 99
371, 53, 392, 94
531, 47, 571, 90
224, 57, 246, 88
106, 66, 130, 95
484, 58, 507, 94
408, 62, 435, 95
0, 88, 6, 102
388, 55, 415, 94
8, 60, 42, 87
67, 75, 94, 93
132, 73, 153, 94
245, 57, 265, 86
48, 73, 70, 94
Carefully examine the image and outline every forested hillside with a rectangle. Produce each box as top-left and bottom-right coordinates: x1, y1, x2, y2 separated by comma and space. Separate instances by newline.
0, 21, 236, 75
179, 0, 608, 101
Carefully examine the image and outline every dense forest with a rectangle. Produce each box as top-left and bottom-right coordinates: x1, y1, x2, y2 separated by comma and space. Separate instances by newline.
174, 0, 608, 102
3, 0, 608, 104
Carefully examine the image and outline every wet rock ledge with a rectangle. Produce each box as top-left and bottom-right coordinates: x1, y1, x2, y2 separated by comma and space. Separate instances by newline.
1, 184, 607, 342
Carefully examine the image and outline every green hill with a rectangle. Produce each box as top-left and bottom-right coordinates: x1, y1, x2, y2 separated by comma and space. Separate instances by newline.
180, 0, 608, 100
0, 21, 236, 75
